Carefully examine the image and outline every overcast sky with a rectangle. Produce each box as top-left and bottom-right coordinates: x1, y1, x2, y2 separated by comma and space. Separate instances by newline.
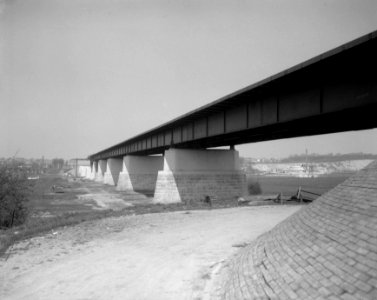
1, 0, 377, 160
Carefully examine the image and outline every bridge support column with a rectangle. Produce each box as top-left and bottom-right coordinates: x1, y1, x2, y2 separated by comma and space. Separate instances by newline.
95, 159, 107, 182
116, 155, 164, 193
87, 161, 96, 180
103, 158, 123, 186
154, 148, 247, 204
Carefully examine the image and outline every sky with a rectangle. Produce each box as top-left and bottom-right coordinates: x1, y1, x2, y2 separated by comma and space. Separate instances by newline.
1, 0, 377, 160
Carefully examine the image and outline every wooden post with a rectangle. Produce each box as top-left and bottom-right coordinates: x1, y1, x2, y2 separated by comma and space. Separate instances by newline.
298, 186, 302, 203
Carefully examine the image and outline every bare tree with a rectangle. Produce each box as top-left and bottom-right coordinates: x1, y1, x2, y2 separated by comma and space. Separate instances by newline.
0, 162, 31, 228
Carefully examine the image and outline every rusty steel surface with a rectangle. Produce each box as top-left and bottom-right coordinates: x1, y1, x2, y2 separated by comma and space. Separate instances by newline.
89, 30, 377, 160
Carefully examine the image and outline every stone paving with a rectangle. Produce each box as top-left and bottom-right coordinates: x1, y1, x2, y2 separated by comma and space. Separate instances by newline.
212, 160, 377, 300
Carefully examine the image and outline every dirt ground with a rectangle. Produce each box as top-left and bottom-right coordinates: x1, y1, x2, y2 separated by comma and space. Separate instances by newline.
28, 175, 153, 218
0, 206, 300, 300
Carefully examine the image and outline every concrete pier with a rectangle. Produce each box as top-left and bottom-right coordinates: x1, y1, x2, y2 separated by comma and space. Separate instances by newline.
154, 148, 247, 204
88, 161, 96, 180
104, 158, 123, 186
116, 155, 164, 193
94, 159, 107, 183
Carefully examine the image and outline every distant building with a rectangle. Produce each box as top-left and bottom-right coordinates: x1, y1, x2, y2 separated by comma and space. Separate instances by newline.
68, 158, 91, 177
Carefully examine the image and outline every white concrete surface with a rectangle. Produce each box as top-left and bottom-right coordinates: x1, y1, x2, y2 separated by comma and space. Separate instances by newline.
104, 158, 123, 186
117, 155, 164, 192
78, 166, 91, 178
154, 149, 247, 204
88, 161, 97, 180
95, 159, 107, 183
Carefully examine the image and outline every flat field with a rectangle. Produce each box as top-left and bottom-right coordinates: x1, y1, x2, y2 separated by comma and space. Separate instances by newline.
27, 174, 149, 218
0, 174, 243, 254
247, 173, 352, 197
1, 172, 349, 255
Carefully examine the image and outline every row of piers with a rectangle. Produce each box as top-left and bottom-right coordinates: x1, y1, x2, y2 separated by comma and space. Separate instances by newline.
87, 148, 247, 204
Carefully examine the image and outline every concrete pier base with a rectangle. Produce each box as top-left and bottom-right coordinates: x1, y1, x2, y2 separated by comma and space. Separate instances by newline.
94, 160, 107, 183
116, 155, 164, 193
154, 149, 247, 204
104, 158, 123, 186
87, 161, 96, 180
78, 166, 91, 178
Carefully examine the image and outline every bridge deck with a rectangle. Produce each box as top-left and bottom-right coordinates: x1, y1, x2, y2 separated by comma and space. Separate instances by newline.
89, 30, 377, 160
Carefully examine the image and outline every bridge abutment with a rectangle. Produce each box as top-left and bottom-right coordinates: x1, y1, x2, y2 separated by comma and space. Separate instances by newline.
116, 155, 164, 193
153, 148, 247, 204
103, 158, 123, 186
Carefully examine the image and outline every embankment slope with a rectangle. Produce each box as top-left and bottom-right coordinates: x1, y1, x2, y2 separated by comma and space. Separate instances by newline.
213, 160, 377, 299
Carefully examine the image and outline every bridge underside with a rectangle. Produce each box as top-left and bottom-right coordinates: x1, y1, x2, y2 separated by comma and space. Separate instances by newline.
89, 31, 377, 160
145, 103, 377, 155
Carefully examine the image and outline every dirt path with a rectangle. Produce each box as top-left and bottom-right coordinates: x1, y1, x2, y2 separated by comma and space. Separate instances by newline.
0, 206, 300, 300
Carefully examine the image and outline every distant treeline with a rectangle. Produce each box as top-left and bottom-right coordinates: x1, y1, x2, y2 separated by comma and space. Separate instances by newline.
278, 153, 377, 163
